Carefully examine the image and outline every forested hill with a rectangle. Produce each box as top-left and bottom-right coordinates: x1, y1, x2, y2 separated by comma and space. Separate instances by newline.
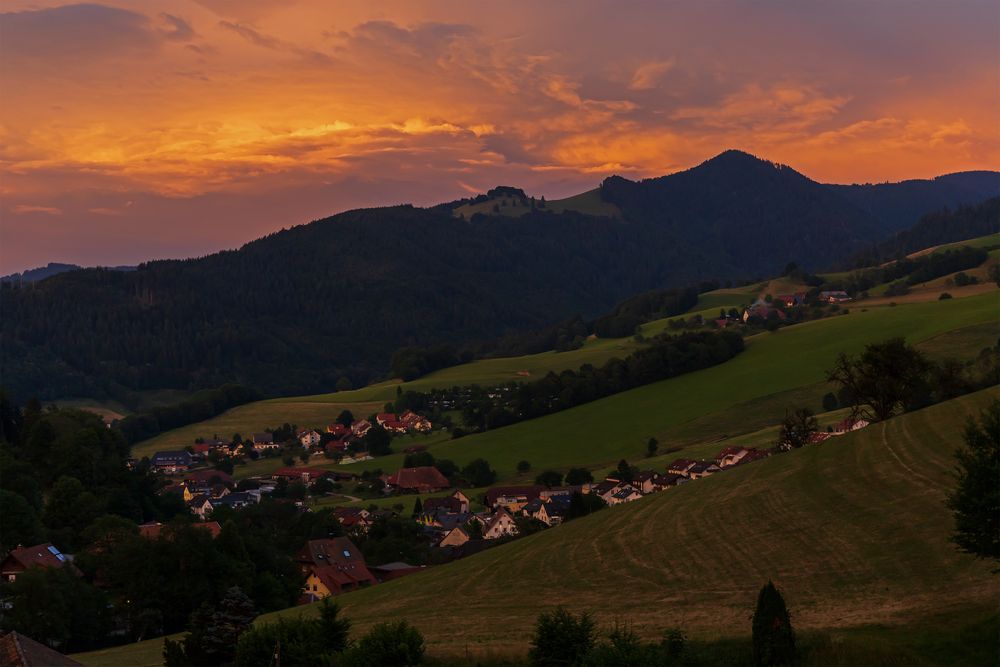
2, 151, 997, 404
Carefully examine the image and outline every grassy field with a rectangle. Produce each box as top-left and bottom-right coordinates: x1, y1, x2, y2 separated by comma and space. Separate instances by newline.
452, 187, 620, 219
329, 291, 999, 481
75, 387, 1000, 666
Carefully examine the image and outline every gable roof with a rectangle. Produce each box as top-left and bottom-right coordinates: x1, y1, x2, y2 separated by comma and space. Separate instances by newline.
184, 469, 234, 485
387, 466, 450, 490
2, 543, 68, 572
0, 632, 84, 667
299, 537, 377, 591
151, 450, 192, 465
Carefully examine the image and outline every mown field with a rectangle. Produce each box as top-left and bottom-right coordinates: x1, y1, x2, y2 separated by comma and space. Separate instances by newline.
75, 387, 1000, 666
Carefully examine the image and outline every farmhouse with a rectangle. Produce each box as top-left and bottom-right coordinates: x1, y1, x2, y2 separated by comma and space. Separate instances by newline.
375, 413, 397, 427
423, 490, 470, 514
714, 446, 750, 468
0, 630, 85, 667
297, 538, 377, 603
297, 429, 322, 448
774, 292, 806, 308
833, 417, 870, 434
687, 461, 721, 479
820, 290, 851, 303
326, 423, 350, 438
351, 419, 372, 437
1, 543, 72, 583
667, 459, 698, 475
387, 466, 451, 493
252, 432, 278, 451
151, 450, 193, 473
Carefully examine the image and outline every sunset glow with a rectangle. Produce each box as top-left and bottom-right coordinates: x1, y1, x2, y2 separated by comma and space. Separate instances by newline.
2, 0, 998, 272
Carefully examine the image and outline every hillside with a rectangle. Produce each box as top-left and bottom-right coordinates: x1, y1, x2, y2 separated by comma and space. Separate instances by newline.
3, 151, 997, 405
131, 286, 999, 483
74, 387, 1000, 666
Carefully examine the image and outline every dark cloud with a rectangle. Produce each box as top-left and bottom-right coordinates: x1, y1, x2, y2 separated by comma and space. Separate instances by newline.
0, 3, 156, 61
218, 19, 332, 63
159, 13, 195, 42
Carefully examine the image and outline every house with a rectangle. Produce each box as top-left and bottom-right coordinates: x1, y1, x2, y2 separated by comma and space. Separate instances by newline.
743, 303, 787, 323
736, 448, 771, 465
536, 495, 572, 525
438, 526, 470, 547
375, 413, 397, 427
687, 461, 721, 479
651, 473, 687, 490
631, 471, 657, 494
832, 418, 870, 435
485, 485, 545, 511
598, 482, 637, 505
1, 543, 70, 583
272, 467, 334, 484
411, 417, 433, 432
151, 450, 193, 474
331, 507, 372, 532
382, 419, 408, 434
298, 429, 322, 448
820, 290, 852, 303
482, 508, 519, 540
351, 419, 372, 437
774, 292, 807, 308
387, 466, 451, 493
0, 630, 85, 667
187, 494, 214, 518
423, 490, 470, 514
210, 491, 254, 511
807, 432, 832, 444
191, 443, 212, 457
607, 486, 643, 505
714, 446, 750, 468
297, 538, 377, 602
326, 423, 350, 438
252, 432, 279, 452
667, 459, 698, 476
326, 439, 350, 454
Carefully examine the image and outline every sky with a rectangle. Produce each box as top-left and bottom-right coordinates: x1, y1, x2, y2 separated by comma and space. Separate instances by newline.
1, 0, 998, 273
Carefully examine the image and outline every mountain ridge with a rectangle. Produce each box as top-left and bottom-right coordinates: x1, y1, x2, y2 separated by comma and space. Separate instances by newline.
2, 150, 997, 404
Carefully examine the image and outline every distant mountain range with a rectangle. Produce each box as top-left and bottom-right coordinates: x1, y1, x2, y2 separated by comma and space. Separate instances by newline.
2, 149, 997, 404
0, 262, 135, 284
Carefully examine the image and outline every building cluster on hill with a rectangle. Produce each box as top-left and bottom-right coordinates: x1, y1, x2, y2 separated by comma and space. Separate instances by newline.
142, 410, 436, 477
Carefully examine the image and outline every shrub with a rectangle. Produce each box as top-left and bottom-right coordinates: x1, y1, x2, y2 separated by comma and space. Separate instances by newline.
233, 600, 349, 667
752, 581, 795, 666
340, 620, 425, 667
535, 470, 563, 487
939, 292, 953, 300
529, 607, 597, 666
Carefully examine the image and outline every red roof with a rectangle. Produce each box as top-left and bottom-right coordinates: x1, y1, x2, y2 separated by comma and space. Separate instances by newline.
376, 412, 397, 422
2, 544, 68, 573
667, 459, 697, 472
298, 538, 377, 594
383, 420, 407, 430
327, 424, 350, 436
387, 466, 450, 491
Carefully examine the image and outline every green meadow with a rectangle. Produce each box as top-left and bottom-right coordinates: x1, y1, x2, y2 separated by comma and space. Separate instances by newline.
75, 387, 1000, 666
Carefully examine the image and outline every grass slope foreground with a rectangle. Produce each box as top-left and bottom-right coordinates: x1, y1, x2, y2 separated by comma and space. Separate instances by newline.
76, 388, 1000, 665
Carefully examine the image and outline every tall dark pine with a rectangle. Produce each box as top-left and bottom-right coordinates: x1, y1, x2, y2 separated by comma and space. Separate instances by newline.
947, 400, 1000, 563
752, 580, 796, 666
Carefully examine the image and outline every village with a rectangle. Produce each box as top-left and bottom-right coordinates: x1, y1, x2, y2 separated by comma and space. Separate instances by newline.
62, 410, 876, 607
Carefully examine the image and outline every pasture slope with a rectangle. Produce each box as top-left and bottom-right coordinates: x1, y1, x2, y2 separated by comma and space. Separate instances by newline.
132, 286, 996, 475
75, 387, 1000, 666
321, 291, 999, 482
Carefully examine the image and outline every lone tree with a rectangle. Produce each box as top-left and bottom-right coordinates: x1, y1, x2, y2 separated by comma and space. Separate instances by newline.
336, 409, 354, 428
529, 607, 597, 666
947, 400, 1000, 564
776, 408, 819, 451
412, 497, 423, 517
517, 460, 532, 474
646, 437, 659, 458
752, 581, 795, 666
826, 337, 931, 421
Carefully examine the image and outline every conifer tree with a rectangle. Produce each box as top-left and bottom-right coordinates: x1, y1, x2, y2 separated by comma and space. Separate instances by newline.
752, 580, 795, 666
